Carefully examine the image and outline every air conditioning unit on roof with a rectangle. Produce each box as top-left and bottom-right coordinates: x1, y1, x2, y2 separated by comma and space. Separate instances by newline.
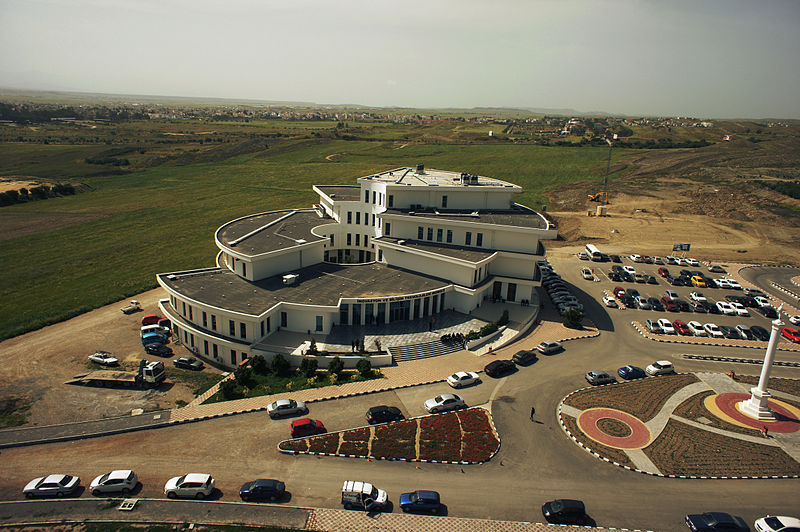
283, 274, 299, 285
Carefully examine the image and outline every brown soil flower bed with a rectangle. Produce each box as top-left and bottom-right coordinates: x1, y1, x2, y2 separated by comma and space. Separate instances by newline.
342, 427, 370, 442
339, 440, 369, 456
370, 436, 417, 460
420, 412, 461, 441
737, 375, 800, 398
280, 438, 308, 452
461, 431, 500, 463
562, 414, 634, 468
672, 390, 763, 436
565, 374, 699, 422
307, 432, 340, 454
418, 439, 460, 461
643, 419, 800, 477
597, 418, 632, 437
374, 419, 417, 441
457, 408, 492, 432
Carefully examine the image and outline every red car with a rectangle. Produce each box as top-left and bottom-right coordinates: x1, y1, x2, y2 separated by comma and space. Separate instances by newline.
290, 418, 326, 438
642, 256, 653, 264
657, 267, 670, 278
613, 286, 626, 298
661, 297, 680, 312
673, 320, 692, 335
781, 327, 800, 343
141, 314, 162, 326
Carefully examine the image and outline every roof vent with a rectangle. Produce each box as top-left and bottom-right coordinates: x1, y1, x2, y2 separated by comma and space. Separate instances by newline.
283, 274, 299, 285
167, 274, 177, 280
416, 163, 425, 174
330, 193, 336, 198
295, 239, 307, 244
397, 240, 406, 245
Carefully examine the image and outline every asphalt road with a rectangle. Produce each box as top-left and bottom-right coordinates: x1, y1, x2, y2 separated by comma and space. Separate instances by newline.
1, 258, 799, 531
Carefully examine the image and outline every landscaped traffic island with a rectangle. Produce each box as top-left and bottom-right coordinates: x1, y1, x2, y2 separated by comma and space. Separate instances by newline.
559, 373, 800, 478
278, 407, 500, 464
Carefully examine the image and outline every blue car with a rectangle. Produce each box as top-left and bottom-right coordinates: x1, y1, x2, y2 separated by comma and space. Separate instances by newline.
399, 490, 442, 514
617, 365, 646, 380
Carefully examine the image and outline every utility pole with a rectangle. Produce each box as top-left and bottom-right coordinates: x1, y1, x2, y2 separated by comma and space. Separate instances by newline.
602, 136, 614, 206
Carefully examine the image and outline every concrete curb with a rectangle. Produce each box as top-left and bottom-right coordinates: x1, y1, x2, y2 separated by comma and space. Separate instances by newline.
557, 377, 800, 480
629, 321, 800, 353
681, 354, 800, 367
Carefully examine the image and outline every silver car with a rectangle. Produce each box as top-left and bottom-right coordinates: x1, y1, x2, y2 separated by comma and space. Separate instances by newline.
267, 398, 307, 419
424, 394, 465, 414
585, 371, 616, 386
90, 469, 138, 496
23, 474, 80, 498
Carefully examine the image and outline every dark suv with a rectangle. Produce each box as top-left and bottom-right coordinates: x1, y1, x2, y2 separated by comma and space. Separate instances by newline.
542, 499, 588, 525
484, 359, 516, 377
366, 405, 404, 425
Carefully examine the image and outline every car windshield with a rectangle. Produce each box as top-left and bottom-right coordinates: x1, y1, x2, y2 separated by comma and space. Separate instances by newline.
434, 395, 444, 402
59, 476, 73, 485
763, 517, 784, 528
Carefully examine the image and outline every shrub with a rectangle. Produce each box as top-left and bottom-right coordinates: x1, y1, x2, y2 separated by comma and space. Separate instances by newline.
563, 308, 584, 329
299, 357, 318, 377
271, 353, 290, 377
356, 358, 372, 377
466, 330, 480, 341
234, 366, 255, 388
306, 338, 318, 355
328, 356, 344, 375
250, 354, 269, 375
220, 379, 241, 399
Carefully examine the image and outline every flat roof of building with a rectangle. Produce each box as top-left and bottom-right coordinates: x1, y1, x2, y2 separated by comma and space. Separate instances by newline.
217, 209, 336, 255
382, 205, 549, 230
314, 185, 361, 201
377, 237, 495, 262
159, 262, 450, 315
358, 167, 520, 189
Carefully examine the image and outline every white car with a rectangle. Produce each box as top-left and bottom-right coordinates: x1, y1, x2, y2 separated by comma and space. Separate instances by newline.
687, 321, 707, 336
646, 360, 675, 376
689, 292, 707, 302
602, 295, 618, 308
23, 474, 80, 498
164, 473, 215, 499
581, 268, 594, 280
577, 252, 589, 260
537, 340, 563, 354
715, 278, 733, 289
665, 290, 679, 300
657, 319, 675, 334
754, 515, 800, 532
684, 258, 700, 266
652, 256, 664, 264
267, 398, 307, 419
730, 302, 749, 316
88, 351, 118, 366
704, 323, 724, 338
446, 371, 480, 389
90, 470, 138, 496
716, 301, 736, 315
754, 296, 772, 307
424, 393, 466, 413
789, 316, 800, 326
725, 278, 742, 290
629, 254, 642, 263
635, 296, 651, 310
622, 265, 636, 275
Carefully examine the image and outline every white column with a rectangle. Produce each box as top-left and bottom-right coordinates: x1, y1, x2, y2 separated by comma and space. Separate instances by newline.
738, 308, 783, 420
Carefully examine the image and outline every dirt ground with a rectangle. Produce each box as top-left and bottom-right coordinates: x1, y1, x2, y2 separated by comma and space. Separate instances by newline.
0, 289, 222, 426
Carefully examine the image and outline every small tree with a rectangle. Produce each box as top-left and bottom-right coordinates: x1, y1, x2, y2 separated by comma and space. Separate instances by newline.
271, 353, 290, 377
563, 308, 584, 329
250, 354, 269, 375
356, 358, 372, 378
306, 338, 318, 355
299, 357, 318, 378
234, 366, 255, 388
220, 379, 240, 399
498, 309, 509, 326
328, 356, 344, 375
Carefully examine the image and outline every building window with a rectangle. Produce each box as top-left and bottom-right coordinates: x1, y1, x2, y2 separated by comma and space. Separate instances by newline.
188, 306, 193, 320
190, 333, 195, 347
340, 304, 349, 325
347, 233, 352, 246
372, 191, 376, 203
427, 227, 433, 240
388, 195, 394, 207
378, 249, 383, 261
280, 312, 287, 327
204, 340, 209, 355
347, 211, 352, 224
316, 316, 323, 331
436, 228, 443, 242
465, 232, 472, 246
384, 222, 390, 236
266, 316, 271, 333
240, 323, 246, 338
213, 344, 218, 358
356, 212, 360, 224
211, 315, 217, 330
231, 350, 237, 365
446, 230, 453, 243
202, 312, 207, 327
229, 320, 235, 335
477, 233, 483, 246
364, 235, 369, 246
355, 234, 360, 246
418, 226, 424, 239
442, 195, 448, 208
330, 234, 334, 246
182, 302, 186, 316
242, 262, 246, 277
365, 190, 369, 203
260, 320, 265, 336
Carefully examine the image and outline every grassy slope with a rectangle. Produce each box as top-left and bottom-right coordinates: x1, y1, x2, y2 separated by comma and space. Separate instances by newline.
0, 138, 634, 340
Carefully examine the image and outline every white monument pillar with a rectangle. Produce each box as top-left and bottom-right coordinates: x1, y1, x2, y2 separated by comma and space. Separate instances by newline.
738, 306, 783, 420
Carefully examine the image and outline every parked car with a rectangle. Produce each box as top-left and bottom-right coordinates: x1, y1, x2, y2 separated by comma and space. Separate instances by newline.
399, 490, 442, 514
665, 255, 679, 264
424, 394, 465, 414
665, 290, 680, 300
707, 265, 726, 274
691, 276, 707, 288
542, 499, 589, 525
577, 252, 589, 260
290, 418, 326, 438
634, 273, 647, 284
648, 297, 665, 311
716, 301, 736, 315
745, 288, 767, 298
642, 255, 653, 263
635, 296, 651, 310
613, 286, 626, 298
645, 275, 658, 285
144, 343, 173, 357
267, 399, 308, 419
173, 356, 204, 370
688, 321, 707, 336
484, 359, 516, 377
673, 320, 692, 335
90, 470, 138, 496
757, 306, 779, 318
653, 256, 664, 264
622, 265, 636, 275
657, 318, 676, 334
620, 294, 637, 308
719, 325, 741, 340
602, 295, 618, 308
341, 480, 388, 511
610, 254, 622, 263
646, 319, 663, 334
735, 325, 754, 340
658, 267, 671, 278
88, 351, 118, 366
581, 268, 594, 280
164, 473, 215, 499
239, 479, 286, 502
750, 325, 770, 341
629, 254, 642, 262
704, 323, 724, 338
690, 292, 707, 302
646, 360, 675, 376
754, 515, 800, 532
608, 271, 621, 282
662, 297, 681, 312
23, 474, 80, 498
689, 300, 708, 313
536, 340, 563, 355
781, 327, 800, 343
585, 371, 616, 385
618, 365, 646, 380
675, 299, 691, 312
790, 316, 800, 326
685, 511, 749, 531
366, 405, 404, 424
446, 371, 480, 388
512, 350, 538, 365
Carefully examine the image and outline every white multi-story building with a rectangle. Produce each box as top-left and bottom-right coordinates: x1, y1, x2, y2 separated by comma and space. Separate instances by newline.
157, 166, 557, 368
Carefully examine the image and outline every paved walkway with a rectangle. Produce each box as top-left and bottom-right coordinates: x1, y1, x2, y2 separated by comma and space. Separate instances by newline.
694, 372, 748, 394
642, 381, 709, 439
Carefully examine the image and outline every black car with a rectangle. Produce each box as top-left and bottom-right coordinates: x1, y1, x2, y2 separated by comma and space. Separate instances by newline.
675, 299, 691, 312
645, 275, 658, 285
626, 288, 640, 298
484, 359, 516, 378
685, 511, 749, 532
617, 365, 646, 380
708, 265, 727, 273
725, 295, 745, 304
704, 301, 721, 314
750, 325, 770, 341
173, 356, 204, 370
736, 326, 754, 340
719, 325, 740, 339
648, 297, 665, 311
744, 288, 766, 297
366, 405, 404, 424
145, 343, 173, 357
512, 350, 538, 366
621, 272, 635, 283
610, 254, 622, 263
542, 499, 588, 525
608, 271, 621, 282
239, 479, 286, 501
620, 294, 637, 308
399, 490, 442, 514
739, 296, 758, 308
688, 301, 707, 313
757, 305, 778, 318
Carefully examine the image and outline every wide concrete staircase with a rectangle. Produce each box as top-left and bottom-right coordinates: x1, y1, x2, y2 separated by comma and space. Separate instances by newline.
388, 340, 464, 362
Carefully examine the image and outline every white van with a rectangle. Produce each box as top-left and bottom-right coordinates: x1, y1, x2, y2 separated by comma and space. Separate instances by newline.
341, 480, 388, 511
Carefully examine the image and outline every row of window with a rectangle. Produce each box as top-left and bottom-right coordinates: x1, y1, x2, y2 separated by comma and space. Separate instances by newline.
346, 210, 381, 227
345, 233, 372, 247
363, 189, 392, 208
171, 295, 288, 342
417, 226, 483, 246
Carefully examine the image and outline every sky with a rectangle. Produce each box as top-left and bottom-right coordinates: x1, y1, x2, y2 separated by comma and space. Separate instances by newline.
1, 0, 798, 118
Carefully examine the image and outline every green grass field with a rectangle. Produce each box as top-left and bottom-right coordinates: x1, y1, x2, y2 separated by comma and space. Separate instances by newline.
0, 125, 639, 341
